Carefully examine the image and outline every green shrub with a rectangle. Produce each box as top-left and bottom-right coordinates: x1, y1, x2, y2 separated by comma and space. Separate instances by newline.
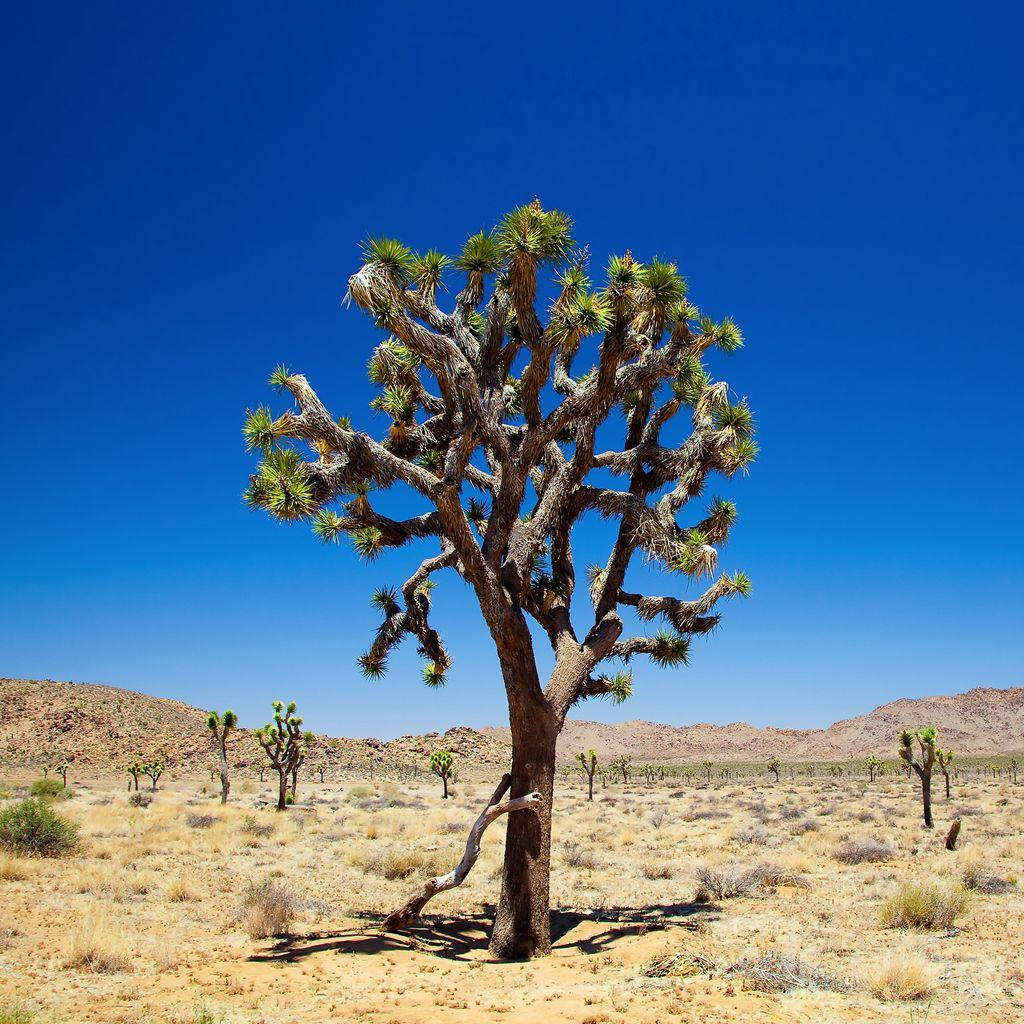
0, 799, 79, 857
879, 882, 969, 929
28, 778, 67, 801
0, 1008, 34, 1024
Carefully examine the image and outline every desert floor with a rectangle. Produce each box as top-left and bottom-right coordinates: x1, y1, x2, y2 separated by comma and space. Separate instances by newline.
1, 770, 1022, 1024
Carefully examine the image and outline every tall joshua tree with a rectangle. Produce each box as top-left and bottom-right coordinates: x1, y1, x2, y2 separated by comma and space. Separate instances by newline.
899, 727, 937, 828
865, 754, 882, 782
766, 756, 781, 782
577, 749, 598, 800
207, 709, 238, 804
242, 201, 754, 958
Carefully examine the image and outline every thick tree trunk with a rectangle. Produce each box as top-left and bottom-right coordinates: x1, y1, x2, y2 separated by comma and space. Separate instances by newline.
921, 771, 933, 828
489, 707, 557, 959
290, 765, 298, 803
943, 771, 951, 799
277, 769, 288, 811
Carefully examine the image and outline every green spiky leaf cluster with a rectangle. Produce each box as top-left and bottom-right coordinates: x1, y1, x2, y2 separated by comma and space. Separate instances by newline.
245, 449, 314, 521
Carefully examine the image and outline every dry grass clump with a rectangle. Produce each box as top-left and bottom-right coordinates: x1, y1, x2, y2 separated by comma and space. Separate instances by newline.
239, 879, 297, 939
0, 855, 31, 881
834, 837, 892, 864
185, 813, 218, 829
694, 861, 807, 901
64, 916, 132, 973
879, 881, 969, 929
563, 843, 598, 870
640, 858, 675, 880
642, 951, 716, 978
866, 953, 934, 1001
166, 875, 200, 902
723, 952, 848, 993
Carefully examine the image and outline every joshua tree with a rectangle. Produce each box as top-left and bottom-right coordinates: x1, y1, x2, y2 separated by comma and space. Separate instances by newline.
1009, 757, 1019, 785
316, 762, 326, 783
864, 754, 882, 782
639, 763, 658, 786
253, 764, 266, 783
255, 700, 312, 810
242, 202, 755, 957
142, 760, 164, 791
899, 727, 937, 828
610, 756, 632, 785
125, 762, 142, 791
577, 749, 598, 800
429, 749, 455, 799
935, 748, 954, 799
206, 709, 238, 805
766, 756, 781, 783
54, 762, 69, 787
701, 760, 714, 783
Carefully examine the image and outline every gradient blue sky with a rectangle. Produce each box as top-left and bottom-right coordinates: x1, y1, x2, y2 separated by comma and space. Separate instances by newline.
2, 2, 1021, 739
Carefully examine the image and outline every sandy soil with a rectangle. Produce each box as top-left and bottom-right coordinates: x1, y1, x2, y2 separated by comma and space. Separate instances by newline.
1, 770, 1022, 1023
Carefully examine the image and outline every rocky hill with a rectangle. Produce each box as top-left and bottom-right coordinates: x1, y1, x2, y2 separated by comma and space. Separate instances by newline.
1, 677, 1020, 778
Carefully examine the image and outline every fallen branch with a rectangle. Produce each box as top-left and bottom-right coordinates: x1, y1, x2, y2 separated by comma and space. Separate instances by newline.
382, 773, 542, 932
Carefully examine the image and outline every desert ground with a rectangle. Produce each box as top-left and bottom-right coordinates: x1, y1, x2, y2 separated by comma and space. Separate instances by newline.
1, 769, 1022, 1024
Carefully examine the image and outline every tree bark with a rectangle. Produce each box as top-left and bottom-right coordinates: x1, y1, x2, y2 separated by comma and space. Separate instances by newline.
219, 741, 230, 805
488, 669, 559, 960
277, 769, 288, 811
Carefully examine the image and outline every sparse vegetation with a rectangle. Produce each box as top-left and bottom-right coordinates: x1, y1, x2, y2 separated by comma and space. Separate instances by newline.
834, 837, 892, 864
428, 749, 455, 800
239, 879, 297, 938
879, 880, 969, 929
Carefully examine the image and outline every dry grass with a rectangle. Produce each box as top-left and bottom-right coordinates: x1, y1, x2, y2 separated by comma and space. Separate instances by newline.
63, 915, 132, 973
723, 951, 848, 992
879, 881, 970, 929
835, 837, 892, 863
239, 879, 297, 938
866, 953, 934, 1001
0, 855, 31, 881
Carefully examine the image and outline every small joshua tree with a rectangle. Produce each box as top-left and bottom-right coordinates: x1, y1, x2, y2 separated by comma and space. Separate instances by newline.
255, 701, 311, 811
899, 727, 937, 828
316, 762, 326, 784
429, 749, 455, 799
766, 756, 781, 782
55, 762, 69, 787
701, 759, 714, 783
253, 764, 266, 783
865, 754, 882, 782
610, 756, 631, 785
142, 760, 164, 791
125, 762, 142, 791
935, 748, 954, 799
577, 750, 598, 800
206, 709, 238, 805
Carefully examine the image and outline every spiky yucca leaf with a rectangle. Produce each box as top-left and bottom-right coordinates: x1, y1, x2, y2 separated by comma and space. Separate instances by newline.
409, 249, 449, 296
251, 448, 315, 521
550, 291, 612, 351
358, 653, 387, 679
312, 509, 346, 544
268, 364, 294, 392
370, 585, 399, 612
497, 202, 574, 267
422, 663, 446, 688
379, 384, 414, 422
723, 438, 759, 475
351, 527, 384, 560
650, 629, 691, 667
361, 237, 414, 284
607, 252, 643, 289
243, 406, 279, 453
726, 570, 753, 597
674, 530, 718, 578
456, 231, 502, 274
717, 316, 744, 352
416, 448, 443, 473
503, 376, 524, 416
466, 496, 488, 531
672, 354, 710, 406
602, 670, 634, 704
714, 401, 754, 438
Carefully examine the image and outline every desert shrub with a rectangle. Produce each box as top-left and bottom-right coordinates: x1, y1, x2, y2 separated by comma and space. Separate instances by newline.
792, 818, 820, 833
167, 876, 200, 902
879, 882, 969, 929
0, 799, 79, 857
866, 954, 934, 1001
240, 879, 297, 938
694, 863, 765, 901
777, 805, 803, 820
438, 820, 466, 835
185, 813, 217, 829
835, 838, 892, 864
563, 842, 598, 870
0, 855, 31, 881
961, 858, 1014, 894
360, 846, 450, 880
240, 815, 274, 839
641, 858, 675, 880
0, 1007, 34, 1024
723, 952, 848, 992
128, 792, 151, 808
348, 785, 375, 799
734, 826, 771, 845
756, 865, 809, 889
27, 778, 67, 801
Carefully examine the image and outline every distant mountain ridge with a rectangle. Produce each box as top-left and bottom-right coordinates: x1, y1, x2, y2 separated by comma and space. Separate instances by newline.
0, 678, 1020, 777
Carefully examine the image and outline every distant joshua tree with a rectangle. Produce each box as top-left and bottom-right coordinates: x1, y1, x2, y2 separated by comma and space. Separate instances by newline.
315, 762, 327, 784
864, 754, 882, 782
577, 750, 598, 801
125, 762, 142, 791
610, 756, 631, 785
206, 709, 238, 805
255, 701, 312, 810
142, 760, 164, 792
899, 727, 937, 828
701, 760, 714, 783
429, 750, 455, 799
935, 747, 954, 799
766, 756, 781, 783
54, 762, 69, 787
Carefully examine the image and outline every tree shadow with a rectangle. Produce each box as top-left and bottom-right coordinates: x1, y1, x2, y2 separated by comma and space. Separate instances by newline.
246, 901, 718, 964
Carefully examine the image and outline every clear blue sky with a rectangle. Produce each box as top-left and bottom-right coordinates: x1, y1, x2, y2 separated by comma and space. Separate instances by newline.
2, 2, 1021, 739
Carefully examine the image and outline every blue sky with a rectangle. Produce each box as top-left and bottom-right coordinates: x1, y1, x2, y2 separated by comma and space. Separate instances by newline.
2, 2, 1021, 739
